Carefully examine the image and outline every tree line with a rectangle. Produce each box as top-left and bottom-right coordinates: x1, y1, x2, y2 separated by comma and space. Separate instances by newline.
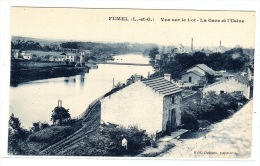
148, 47, 253, 79
11, 39, 157, 55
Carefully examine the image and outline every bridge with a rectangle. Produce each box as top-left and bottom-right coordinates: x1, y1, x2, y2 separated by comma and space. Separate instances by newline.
95, 62, 151, 66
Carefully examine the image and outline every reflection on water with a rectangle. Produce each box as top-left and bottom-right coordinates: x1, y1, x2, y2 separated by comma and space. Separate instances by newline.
9, 54, 154, 129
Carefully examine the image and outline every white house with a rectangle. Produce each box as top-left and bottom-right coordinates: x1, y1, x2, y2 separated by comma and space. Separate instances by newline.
49, 55, 66, 62
203, 74, 250, 99
100, 74, 183, 135
181, 64, 216, 85
22, 52, 33, 60
65, 53, 77, 62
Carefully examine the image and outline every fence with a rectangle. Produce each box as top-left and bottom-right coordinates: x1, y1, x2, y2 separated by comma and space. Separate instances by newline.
72, 95, 105, 120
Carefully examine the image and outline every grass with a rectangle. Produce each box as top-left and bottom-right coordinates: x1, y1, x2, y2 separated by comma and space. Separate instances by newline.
20, 122, 83, 154
28, 126, 76, 143
137, 141, 175, 157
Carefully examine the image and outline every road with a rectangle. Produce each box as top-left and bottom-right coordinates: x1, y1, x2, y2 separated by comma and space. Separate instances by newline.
160, 100, 253, 158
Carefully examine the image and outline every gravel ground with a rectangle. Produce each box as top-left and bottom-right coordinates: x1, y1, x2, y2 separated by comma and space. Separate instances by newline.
160, 100, 253, 159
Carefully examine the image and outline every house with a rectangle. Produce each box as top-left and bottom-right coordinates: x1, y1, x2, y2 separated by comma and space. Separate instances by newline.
181, 64, 216, 86
22, 52, 33, 60
49, 55, 66, 62
100, 74, 183, 135
11, 49, 21, 59
65, 53, 77, 62
126, 74, 144, 85
203, 73, 250, 99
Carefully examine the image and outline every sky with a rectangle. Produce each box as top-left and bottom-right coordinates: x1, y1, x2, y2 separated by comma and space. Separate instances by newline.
11, 7, 256, 48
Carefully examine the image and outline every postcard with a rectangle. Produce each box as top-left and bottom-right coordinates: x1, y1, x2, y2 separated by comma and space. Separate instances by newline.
1, 3, 259, 165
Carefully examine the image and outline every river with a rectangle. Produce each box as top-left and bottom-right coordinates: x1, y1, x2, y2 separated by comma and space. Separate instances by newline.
9, 53, 154, 129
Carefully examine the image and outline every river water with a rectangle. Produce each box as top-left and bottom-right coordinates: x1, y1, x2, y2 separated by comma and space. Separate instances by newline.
9, 54, 154, 129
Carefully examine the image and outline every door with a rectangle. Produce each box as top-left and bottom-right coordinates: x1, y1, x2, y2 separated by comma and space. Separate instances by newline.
189, 76, 192, 83
170, 109, 177, 131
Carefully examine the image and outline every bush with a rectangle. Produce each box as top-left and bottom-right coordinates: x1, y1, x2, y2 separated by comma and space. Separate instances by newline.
181, 111, 199, 131
28, 126, 75, 143
181, 91, 248, 129
98, 123, 150, 156
65, 123, 151, 156
197, 120, 210, 128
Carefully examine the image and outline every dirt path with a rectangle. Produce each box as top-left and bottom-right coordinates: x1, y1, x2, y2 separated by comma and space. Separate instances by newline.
160, 100, 253, 158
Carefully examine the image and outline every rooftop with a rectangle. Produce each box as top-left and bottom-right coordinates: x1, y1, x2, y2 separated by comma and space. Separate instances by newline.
142, 77, 182, 96
196, 64, 215, 75
184, 70, 205, 77
231, 74, 249, 85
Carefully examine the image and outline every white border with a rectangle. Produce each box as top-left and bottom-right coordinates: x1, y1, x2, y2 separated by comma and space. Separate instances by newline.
1, 0, 259, 166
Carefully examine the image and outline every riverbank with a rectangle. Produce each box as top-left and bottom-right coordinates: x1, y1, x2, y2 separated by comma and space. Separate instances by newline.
10, 61, 88, 86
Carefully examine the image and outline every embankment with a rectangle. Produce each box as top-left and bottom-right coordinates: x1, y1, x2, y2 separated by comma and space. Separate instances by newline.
11, 66, 88, 86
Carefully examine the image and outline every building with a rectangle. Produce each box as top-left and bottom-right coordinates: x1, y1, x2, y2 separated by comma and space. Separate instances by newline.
86, 63, 98, 69
181, 64, 216, 86
100, 74, 183, 135
203, 74, 250, 99
126, 74, 144, 85
65, 52, 77, 62
49, 55, 66, 62
11, 49, 21, 59
21, 52, 33, 60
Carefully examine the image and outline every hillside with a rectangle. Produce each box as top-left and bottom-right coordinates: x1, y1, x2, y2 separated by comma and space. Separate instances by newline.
161, 100, 253, 158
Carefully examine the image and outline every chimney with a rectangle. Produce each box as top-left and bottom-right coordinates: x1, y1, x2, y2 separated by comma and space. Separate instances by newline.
164, 73, 171, 82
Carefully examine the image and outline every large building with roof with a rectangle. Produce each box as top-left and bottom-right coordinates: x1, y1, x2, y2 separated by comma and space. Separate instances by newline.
100, 74, 183, 135
203, 73, 251, 99
181, 64, 216, 86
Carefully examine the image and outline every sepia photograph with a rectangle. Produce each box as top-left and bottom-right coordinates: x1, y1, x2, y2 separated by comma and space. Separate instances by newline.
5, 7, 256, 158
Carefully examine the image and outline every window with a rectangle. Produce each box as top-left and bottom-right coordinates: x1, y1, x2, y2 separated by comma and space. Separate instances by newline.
172, 96, 175, 104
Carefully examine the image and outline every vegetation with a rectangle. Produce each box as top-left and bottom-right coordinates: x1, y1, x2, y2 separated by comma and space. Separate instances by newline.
8, 114, 29, 154
11, 38, 157, 59
28, 126, 78, 143
8, 112, 82, 155
30, 122, 50, 133
62, 123, 151, 156
11, 66, 85, 86
181, 91, 248, 131
148, 47, 253, 79
51, 106, 71, 125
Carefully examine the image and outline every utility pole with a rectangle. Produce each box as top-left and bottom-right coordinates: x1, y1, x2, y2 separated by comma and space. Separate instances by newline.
191, 37, 193, 54
220, 40, 222, 52
112, 78, 115, 89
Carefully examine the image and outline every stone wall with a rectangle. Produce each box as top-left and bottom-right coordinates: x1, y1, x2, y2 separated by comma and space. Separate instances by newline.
162, 93, 182, 132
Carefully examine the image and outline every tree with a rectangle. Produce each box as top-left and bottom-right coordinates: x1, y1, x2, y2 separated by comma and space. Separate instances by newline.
148, 47, 159, 60
9, 113, 28, 139
8, 114, 28, 154
51, 106, 71, 125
